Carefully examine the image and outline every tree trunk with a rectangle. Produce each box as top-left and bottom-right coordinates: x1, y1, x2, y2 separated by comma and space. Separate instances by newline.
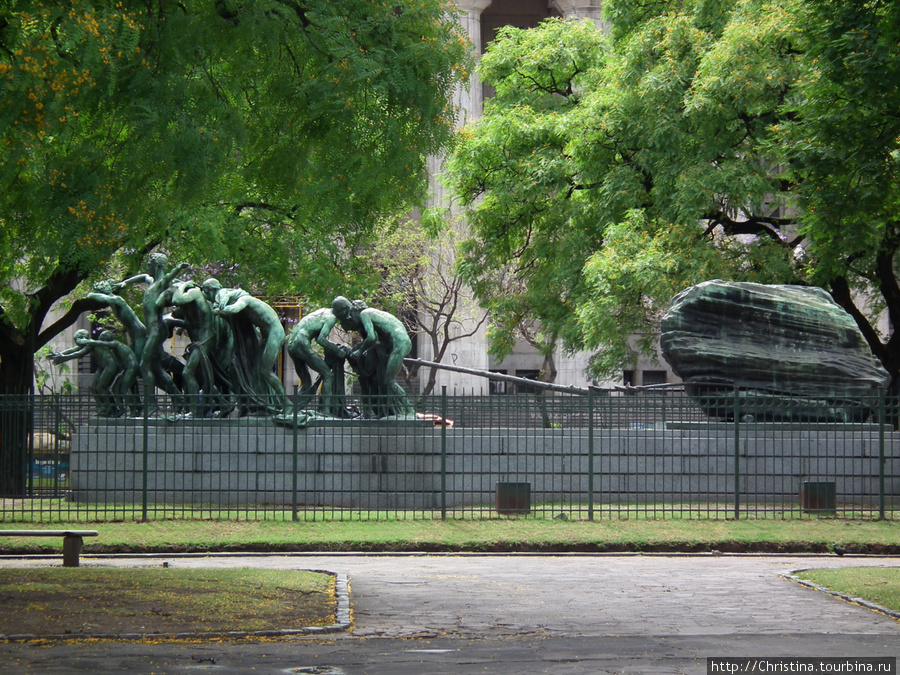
0, 265, 103, 496
420, 334, 446, 396
0, 340, 35, 497
538, 351, 557, 384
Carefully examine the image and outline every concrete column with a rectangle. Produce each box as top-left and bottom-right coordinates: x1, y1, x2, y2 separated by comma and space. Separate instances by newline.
549, 0, 608, 30
427, 0, 492, 207
418, 2, 495, 394
453, 0, 492, 127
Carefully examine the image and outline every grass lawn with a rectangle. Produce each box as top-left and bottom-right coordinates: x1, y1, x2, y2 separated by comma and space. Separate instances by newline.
0, 567, 336, 638
793, 567, 900, 613
0, 518, 897, 554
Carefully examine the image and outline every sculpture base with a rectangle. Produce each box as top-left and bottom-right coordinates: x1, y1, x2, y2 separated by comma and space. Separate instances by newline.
69, 419, 899, 508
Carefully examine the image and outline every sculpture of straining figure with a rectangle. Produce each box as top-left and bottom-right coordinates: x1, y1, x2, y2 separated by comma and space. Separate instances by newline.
170, 279, 230, 417
330, 296, 413, 418
285, 307, 350, 416
214, 289, 286, 411
51, 329, 139, 416
86, 278, 147, 362
118, 252, 189, 411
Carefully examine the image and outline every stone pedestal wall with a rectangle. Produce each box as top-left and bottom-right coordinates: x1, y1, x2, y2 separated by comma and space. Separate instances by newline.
70, 420, 899, 508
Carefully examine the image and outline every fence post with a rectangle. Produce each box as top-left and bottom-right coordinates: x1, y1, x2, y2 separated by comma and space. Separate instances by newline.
292, 385, 299, 522
441, 386, 447, 520
141, 392, 149, 521
878, 390, 886, 520
587, 388, 595, 522
25, 394, 34, 498
733, 388, 740, 520
53, 393, 62, 497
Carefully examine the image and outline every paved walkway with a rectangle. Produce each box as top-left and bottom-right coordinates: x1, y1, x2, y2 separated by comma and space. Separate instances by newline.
0, 553, 897, 673
19, 552, 893, 638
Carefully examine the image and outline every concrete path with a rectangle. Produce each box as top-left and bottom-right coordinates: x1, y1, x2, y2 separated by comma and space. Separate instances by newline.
0, 553, 897, 673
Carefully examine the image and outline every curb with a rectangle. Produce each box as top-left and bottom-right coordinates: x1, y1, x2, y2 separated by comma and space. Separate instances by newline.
0, 571, 351, 643
780, 568, 900, 621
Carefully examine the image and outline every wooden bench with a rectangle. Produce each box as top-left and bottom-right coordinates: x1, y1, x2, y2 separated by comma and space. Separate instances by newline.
0, 530, 98, 567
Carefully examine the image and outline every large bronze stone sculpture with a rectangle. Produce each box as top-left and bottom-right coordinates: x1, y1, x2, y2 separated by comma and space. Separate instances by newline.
660, 280, 890, 421
69, 253, 421, 421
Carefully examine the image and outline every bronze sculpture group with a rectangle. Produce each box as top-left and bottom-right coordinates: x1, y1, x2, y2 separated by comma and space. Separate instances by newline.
52, 254, 413, 420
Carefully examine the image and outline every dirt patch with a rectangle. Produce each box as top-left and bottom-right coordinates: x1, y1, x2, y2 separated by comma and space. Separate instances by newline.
0, 567, 336, 638
65, 540, 900, 555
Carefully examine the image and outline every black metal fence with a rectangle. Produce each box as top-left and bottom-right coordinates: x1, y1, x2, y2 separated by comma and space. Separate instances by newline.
0, 389, 897, 522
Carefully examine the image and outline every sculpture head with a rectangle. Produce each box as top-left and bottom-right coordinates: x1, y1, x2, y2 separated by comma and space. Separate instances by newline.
147, 252, 169, 275
201, 278, 222, 300
97, 330, 116, 342
200, 279, 222, 306
331, 296, 352, 321
93, 278, 115, 294
73, 329, 90, 344
332, 296, 367, 330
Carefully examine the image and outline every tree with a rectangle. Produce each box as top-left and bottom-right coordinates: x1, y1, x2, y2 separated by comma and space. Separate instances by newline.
0, 0, 471, 494
449, 18, 606, 368
362, 215, 488, 395
0, 0, 471, 390
446, 1, 900, 387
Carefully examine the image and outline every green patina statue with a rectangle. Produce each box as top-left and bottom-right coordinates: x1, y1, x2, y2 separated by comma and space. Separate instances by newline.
285, 307, 349, 416
68, 253, 418, 423
86, 279, 147, 361
214, 286, 287, 412
117, 252, 190, 411
330, 296, 414, 418
170, 279, 230, 417
51, 329, 139, 417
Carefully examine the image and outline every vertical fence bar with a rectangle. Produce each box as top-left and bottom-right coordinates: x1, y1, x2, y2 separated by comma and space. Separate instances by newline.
588, 388, 595, 522
441, 386, 447, 520
292, 386, 299, 522
733, 388, 740, 520
25, 394, 33, 500
141, 393, 149, 521
53, 394, 62, 505
879, 390, 886, 520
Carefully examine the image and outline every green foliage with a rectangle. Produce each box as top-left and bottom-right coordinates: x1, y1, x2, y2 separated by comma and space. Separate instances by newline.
0, 0, 471, 390
777, 0, 900, 285
33, 345, 75, 396
447, 2, 900, 380
449, 18, 605, 361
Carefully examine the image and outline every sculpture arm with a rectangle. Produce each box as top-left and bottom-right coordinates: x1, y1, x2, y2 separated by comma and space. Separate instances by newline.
162, 262, 190, 287
163, 312, 187, 330
172, 282, 199, 305
216, 294, 249, 315
350, 312, 377, 357
75, 337, 118, 349
87, 292, 140, 325
316, 315, 349, 358
114, 274, 152, 290
50, 345, 90, 363
85, 291, 113, 305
